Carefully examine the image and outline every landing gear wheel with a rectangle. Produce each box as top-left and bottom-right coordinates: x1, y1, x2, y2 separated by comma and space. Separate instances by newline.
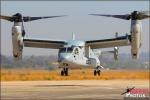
94, 66, 101, 76
97, 70, 101, 76
61, 68, 68, 76
61, 70, 64, 76
94, 70, 97, 76
64, 68, 68, 76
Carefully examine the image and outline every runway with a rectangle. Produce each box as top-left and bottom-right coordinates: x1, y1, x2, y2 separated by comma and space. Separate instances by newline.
1, 80, 149, 100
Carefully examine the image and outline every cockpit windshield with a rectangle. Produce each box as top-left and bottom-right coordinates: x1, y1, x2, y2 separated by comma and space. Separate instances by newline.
67, 47, 73, 53
59, 47, 74, 53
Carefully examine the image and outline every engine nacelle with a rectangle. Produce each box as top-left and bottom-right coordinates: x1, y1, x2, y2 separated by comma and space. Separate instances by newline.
130, 20, 142, 59
12, 25, 23, 60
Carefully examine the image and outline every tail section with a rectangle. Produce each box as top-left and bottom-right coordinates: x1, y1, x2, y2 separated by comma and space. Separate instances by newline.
100, 32, 119, 60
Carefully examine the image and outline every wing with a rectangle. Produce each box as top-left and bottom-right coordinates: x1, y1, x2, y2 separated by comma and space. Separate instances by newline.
85, 35, 131, 49
23, 37, 66, 49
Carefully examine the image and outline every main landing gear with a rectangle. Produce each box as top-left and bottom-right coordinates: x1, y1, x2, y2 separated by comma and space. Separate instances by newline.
61, 68, 68, 76
94, 66, 101, 76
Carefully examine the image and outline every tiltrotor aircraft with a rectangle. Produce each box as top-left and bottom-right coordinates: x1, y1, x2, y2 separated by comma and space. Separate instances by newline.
1, 11, 149, 76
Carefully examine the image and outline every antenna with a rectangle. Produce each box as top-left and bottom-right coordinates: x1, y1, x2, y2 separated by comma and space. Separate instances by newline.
72, 32, 75, 40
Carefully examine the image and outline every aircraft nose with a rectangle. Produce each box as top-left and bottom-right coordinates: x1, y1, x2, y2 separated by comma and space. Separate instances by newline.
59, 53, 72, 62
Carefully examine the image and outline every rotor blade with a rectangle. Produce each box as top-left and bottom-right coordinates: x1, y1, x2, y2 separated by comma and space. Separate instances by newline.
23, 15, 67, 22
140, 11, 150, 14
89, 14, 131, 20
0, 15, 13, 21
139, 14, 150, 19
138, 11, 150, 19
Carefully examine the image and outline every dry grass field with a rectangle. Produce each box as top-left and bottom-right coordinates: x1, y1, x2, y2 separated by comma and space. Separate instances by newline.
1, 69, 149, 81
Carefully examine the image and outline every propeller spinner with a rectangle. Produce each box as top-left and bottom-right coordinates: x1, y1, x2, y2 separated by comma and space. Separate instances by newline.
89, 11, 150, 20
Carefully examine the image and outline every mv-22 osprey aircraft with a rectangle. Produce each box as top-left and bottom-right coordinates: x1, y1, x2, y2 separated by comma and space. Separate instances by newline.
1, 11, 149, 76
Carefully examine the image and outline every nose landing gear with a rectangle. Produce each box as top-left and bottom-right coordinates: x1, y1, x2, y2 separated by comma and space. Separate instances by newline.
61, 68, 68, 76
94, 66, 101, 76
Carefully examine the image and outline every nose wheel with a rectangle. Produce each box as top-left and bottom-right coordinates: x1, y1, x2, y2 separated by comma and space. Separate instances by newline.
94, 66, 101, 76
61, 68, 68, 76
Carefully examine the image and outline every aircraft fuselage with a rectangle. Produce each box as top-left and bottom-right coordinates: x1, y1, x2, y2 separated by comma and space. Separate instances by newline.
58, 40, 101, 69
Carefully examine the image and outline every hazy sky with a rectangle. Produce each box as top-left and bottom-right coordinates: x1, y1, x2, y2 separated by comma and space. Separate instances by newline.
1, 1, 149, 56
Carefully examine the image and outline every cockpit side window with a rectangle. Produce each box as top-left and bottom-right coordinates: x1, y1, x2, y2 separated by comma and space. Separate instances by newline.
59, 48, 67, 53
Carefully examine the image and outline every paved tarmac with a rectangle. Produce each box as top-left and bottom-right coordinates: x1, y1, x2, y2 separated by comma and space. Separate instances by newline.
1, 80, 149, 100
